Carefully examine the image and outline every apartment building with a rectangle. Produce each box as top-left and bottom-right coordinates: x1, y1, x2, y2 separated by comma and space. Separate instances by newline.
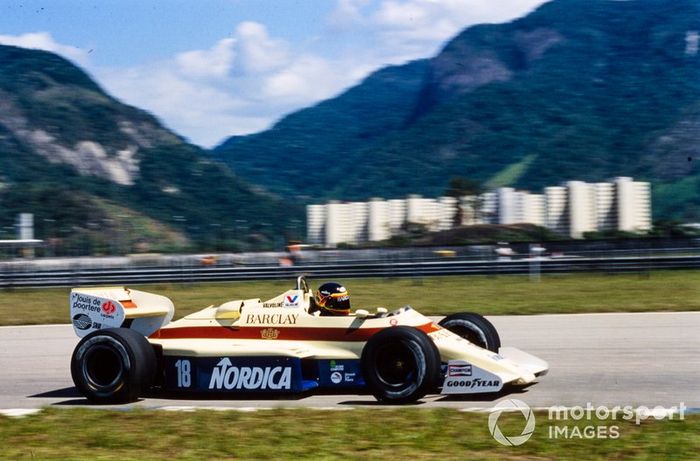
307, 177, 652, 246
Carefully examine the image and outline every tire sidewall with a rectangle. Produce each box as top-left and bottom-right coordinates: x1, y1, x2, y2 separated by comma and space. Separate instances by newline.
438, 312, 501, 352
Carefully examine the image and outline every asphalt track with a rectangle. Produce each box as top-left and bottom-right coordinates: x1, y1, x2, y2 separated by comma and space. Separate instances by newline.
1, 312, 698, 411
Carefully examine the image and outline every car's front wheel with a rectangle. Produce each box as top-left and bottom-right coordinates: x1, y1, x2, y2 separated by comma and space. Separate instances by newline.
70, 328, 156, 404
361, 326, 441, 404
438, 312, 501, 352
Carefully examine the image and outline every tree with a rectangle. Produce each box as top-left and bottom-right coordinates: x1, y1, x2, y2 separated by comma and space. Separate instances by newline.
445, 177, 482, 198
444, 177, 484, 227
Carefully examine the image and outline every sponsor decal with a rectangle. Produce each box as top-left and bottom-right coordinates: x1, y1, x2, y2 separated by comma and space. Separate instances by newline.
72, 313, 92, 330
262, 302, 284, 308
245, 313, 298, 325
445, 378, 501, 388
101, 301, 116, 315
70, 293, 104, 313
389, 318, 398, 326
284, 295, 299, 307
428, 328, 454, 341
208, 358, 292, 390
260, 327, 280, 340
70, 292, 125, 337
448, 363, 472, 377
323, 360, 362, 386
442, 360, 503, 394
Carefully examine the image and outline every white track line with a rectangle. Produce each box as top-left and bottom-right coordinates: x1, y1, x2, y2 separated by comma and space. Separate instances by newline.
0, 409, 42, 418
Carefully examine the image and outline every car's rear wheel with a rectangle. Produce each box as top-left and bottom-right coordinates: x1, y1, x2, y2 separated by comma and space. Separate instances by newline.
438, 312, 501, 352
361, 326, 441, 404
70, 328, 156, 404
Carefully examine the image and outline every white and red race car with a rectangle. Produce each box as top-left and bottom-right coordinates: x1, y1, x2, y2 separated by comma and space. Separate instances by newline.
69, 276, 548, 404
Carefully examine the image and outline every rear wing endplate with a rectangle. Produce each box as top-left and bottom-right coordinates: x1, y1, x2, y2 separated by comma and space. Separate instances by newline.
70, 287, 174, 338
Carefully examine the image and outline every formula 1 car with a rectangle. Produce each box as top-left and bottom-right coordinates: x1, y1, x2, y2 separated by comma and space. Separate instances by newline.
69, 276, 548, 404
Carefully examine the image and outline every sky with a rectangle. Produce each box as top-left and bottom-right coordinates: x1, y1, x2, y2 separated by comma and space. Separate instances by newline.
0, 0, 547, 147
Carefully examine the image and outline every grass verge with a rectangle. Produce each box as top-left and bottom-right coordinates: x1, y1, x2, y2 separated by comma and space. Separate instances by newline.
0, 408, 696, 460
1, 270, 699, 326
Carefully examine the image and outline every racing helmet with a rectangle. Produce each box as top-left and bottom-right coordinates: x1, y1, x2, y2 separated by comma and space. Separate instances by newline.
315, 282, 351, 315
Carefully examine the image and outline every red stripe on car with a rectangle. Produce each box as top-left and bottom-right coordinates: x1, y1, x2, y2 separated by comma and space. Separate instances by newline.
150, 322, 439, 341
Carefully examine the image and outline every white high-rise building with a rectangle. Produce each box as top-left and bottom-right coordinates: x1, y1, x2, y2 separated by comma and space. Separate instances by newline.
497, 188, 545, 226
523, 194, 545, 226
615, 177, 651, 232
567, 181, 596, 238
593, 182, 616, 231
323, 201, 368, 247
306, 204, 326, 245
324, 201, 342, 247
498, 188, 517, 224
480, 192, 498, 224
367, 199, 390, 242
388, 199, 406, 234
438, 196, 458, 231
545, 186, 568, 234
307, 177, 652, 246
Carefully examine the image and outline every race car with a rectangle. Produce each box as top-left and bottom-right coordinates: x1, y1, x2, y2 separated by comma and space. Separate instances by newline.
69, 276, 548, 404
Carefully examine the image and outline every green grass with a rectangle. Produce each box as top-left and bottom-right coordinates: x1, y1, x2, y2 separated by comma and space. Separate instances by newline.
0, 408, 697, 460
1, 270, 699, 326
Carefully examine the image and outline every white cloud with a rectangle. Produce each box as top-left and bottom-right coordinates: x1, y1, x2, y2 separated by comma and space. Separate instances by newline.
95, 63, 264, 147
0, 29, 292, 147
175, 38, 236, 79
35, 21, 368, 147
328, 0, 372, 29
0, 2, 548, 147
263, 55, 341, 103
235, 21, 290, 74
91, 22, 313, 146
0, 31, 89, 66
328, 0, 547, 64
373, 0, 546, 34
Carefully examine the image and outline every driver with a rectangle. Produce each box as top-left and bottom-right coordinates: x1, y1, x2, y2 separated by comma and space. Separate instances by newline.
310, 282, 351, 316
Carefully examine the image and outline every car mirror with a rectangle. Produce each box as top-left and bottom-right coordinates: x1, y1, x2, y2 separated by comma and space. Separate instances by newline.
376, 307, 388, 314
354, 309, 370, 318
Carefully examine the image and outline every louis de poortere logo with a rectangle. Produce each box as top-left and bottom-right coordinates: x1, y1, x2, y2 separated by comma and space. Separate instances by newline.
101, 301, 117, 315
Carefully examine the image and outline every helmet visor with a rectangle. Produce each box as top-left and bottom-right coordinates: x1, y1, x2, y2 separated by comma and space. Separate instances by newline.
317, 290, 350, 313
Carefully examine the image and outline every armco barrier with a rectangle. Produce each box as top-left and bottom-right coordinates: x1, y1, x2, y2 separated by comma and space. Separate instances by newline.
0, 255, 699, 287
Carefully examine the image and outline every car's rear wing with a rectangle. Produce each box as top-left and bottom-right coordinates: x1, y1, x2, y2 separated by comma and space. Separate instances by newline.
70, 287, 174, 338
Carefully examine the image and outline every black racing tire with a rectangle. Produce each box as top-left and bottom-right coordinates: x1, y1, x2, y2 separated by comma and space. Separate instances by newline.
361, 326, 441, 404
438, 312, 501, 352
70, 328, 157, 404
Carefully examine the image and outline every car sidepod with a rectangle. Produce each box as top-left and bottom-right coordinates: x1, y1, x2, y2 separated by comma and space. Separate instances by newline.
162, 356, 367, 394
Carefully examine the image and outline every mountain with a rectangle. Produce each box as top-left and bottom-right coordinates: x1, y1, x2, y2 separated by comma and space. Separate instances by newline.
213, 0, 700, 220
215, 59, 430, 201
0, 45, 296, 253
